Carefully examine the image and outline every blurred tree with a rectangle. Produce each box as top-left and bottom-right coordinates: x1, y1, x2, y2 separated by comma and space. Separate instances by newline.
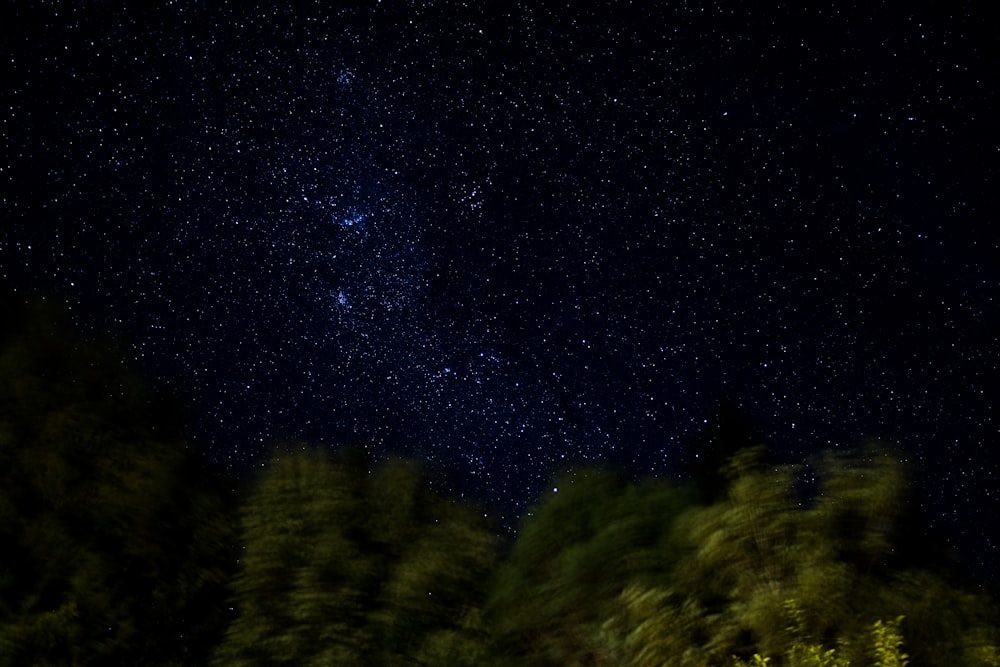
367, 459, 498, 665
607, 444, 1000, 667
0, 297, 235, 666
213, 447, 498, 666
486, 468, 695, 666
600, 583, 711, 667
212, 447, 373, 665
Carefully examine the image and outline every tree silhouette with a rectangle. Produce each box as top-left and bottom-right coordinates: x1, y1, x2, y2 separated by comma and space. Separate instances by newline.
0, 297, 234, 666
685, 400, 767, 503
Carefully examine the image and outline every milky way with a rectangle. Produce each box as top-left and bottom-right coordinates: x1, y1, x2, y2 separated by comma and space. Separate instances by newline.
2, 2, 997, 576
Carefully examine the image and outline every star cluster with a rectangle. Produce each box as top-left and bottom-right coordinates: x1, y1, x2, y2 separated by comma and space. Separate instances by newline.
2, 2, 996, 573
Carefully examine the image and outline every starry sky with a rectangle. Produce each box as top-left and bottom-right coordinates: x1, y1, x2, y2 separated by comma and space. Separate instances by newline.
2, 2, 997, 575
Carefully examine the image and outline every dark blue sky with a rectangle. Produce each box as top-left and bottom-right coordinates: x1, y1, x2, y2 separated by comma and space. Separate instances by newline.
2, 2, 997, 576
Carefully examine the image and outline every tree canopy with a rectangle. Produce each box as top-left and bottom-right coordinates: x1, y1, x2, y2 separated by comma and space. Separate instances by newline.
0, 298, 235, 666
0, 296, 996, 666
212, 446, 497, 666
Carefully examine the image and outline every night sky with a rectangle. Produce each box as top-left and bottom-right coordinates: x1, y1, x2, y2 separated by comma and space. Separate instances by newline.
2, 3, 997, 576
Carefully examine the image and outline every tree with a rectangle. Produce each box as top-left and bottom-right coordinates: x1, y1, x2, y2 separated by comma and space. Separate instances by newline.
366, 458, 498, 666
486, 468, 694, 666
213, 446, 498, 666
685, 400, 766, 503
607, 444, 1000, 667
0, 297, 234, 666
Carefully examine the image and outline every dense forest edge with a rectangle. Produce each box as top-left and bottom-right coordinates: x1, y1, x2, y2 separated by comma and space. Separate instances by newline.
1, 296, 997, 666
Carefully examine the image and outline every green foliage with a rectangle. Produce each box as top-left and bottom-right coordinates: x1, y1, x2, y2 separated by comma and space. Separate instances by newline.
872, 616, 908, 667
810, 447, 912, 574
780, 599, 850, 667
486, 468, 695, 666
602, 584, 711, 667
672, 447, 810, 661
213, 447, 498, 666
787, 643, 850, 667
729, 615, 912, 667
0, 299, 234, 666
967, 643, 1000, 667
2, 299, 998, 667
599, 445, 999, 667
212, 448, 369, 665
